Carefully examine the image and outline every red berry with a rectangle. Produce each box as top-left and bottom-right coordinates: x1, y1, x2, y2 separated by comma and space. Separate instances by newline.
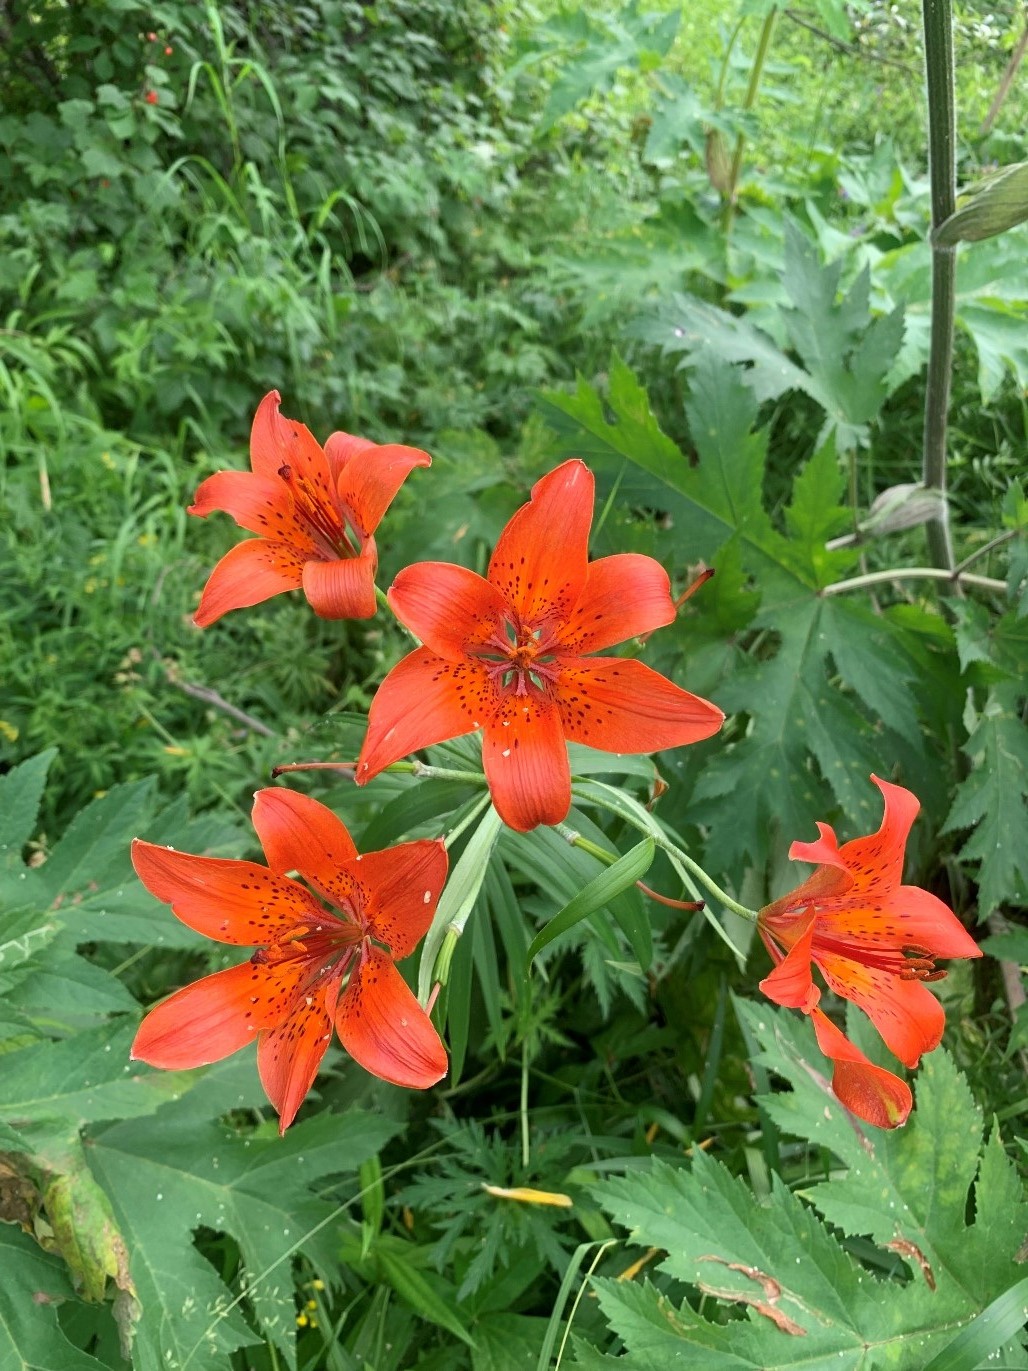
145, 90, 159, 105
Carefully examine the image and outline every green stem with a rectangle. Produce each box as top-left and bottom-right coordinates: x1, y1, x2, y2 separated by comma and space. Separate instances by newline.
952, 527, 1020, 574
520, 1037, 531, 1170
822, 566, 1007, 596
723, 6, 779, 231
384, 759, 487, 783
921, 0, 958, 570
564, 809, 756, 922
714, 16, 747, 109
374, 584, 391, 615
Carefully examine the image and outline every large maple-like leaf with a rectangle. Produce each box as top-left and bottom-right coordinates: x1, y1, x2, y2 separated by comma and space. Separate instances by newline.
87, 1107, 400, 1371
539, 352, 927, 868
581, 1005, 1028, 1369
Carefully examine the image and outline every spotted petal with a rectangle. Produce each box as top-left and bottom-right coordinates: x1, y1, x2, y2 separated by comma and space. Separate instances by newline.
488, 460, 593, 626
336, 946, 447, 1088
351, 839, 449, 958
811, 1007, 912, 1128
194, 538, 308, 626
131, 839, 318, 944
357, 649, 489, 783
334, 436, 431, 537
249, 389, 334, 494
257, 976, 339, 1133
251, 788, 358, 902
482, 695, 570, 832
816, 953, 945, 1069
559, 553, 675, 653
757, 914, 820, 1013
388, 562, 506, 660
557, 657, 724, 754
131, 960, 305, 1069
189, 470, 309, 544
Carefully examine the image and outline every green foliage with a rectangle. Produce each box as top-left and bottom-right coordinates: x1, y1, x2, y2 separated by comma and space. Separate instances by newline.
945, 682, 1028, 915
639, 223, 907, 450
1, 1, 1026, 1368
579, 1007, 1027, 1368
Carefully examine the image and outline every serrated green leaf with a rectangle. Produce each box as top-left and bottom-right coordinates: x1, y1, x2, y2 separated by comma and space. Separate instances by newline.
875, 233, 1028, 401
88, 1108, 400, 1370
636, 223, 905, 449
0, 750, 56, 868
6, 952, 136, 1025
0, 1226, 112, 1371
0, 906, 60, 994
741, 1003, 1028, 1307
527, 839, 654, 968
3, 1020, 186, 1128
943, 683, 1028, 915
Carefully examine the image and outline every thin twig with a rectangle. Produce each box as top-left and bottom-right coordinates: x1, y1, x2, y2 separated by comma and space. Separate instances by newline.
952, 527, 1020, 574
168, 676, 277, 736
821, 566, 1006, 596
784, 8, 918, 73
979, 16, 1028, 136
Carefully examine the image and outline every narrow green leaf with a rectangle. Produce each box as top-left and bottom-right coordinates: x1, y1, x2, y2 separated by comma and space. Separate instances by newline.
376, 1248, 475, 1347
526, 839, 654, 968
535, 1239, 616, 1371
920, 1276, 1028, 1371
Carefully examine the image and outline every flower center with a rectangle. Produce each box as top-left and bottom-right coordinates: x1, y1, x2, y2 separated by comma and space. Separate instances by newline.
278, 463, 362, 560
471, 615, 561, 697
250, 915, 363, 990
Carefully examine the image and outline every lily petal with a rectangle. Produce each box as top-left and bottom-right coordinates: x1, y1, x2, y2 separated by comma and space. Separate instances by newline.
816, 954, 945, 1068
251, 789, 358, 903
335, 438, 431, 537
249, 389, 333, 493
388, 562, 507, 659
194, 538, 307, 626
482, 695, 570, 831
257, 976, 339, 1133
811, 1007, 912, 1128
357, 649, 489, 783
351, 839, 449, 958
131, 962, 286, 1068
189, 470, 311, 545
758, 914, 820, 1012
834, 775, 919, 893
758, 859, 852, 928
336, 946, 448, 1089
788, 822, 849, 873
302, 548, 378, 619
559, 554, 675, 653
131, 839, 318, 943
890, 886, 981, 959
557, 657, 724, 753
324, 431, 375, 483
488, 460, 592, 626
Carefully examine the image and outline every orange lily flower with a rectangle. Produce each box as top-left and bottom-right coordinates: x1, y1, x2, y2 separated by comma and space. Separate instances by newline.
356, 460, 724, 831
190, 391, 431, 626
130, 788, 448, 1132
757, 775, 981, 1128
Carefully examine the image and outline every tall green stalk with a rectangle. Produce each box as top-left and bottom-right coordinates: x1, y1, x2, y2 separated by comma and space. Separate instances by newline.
722, 6, 780, 233
921, 0, 958, 570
